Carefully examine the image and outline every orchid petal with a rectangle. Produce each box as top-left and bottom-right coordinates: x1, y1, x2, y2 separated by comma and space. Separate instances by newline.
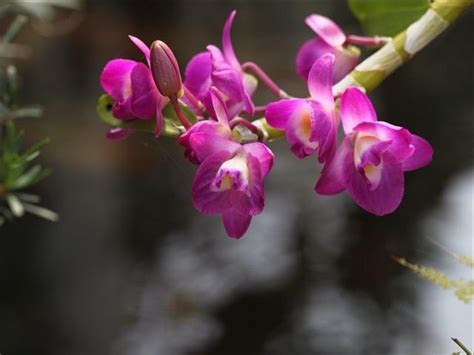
128, 35, 150, 65
179, 121, 230, 164
130, 62, 158, 119
345, 151, 404, 215
192, 151, 234, 214
309, 100, 337, 163
402, 134, 433, 171
246, 153, 265, 215
353, 121, 413, 162
265, 99, 308, 130
340, 87, 377, 134
106, 127, 134, 140
307, 53, 335, 110
286, 104, 318, 159
222, 207, 252, 239
315, 136, 353, 195
305, 14, 346, 47
211, 68, 250, 113
189, 132, 240, 162
184, 52, 213, 99
210, 87, 230, 127
100, 59, 137, 101
267, 99, 320, 159
295, 38, 358, 82
222, 10, 241, 70
243, 142, 274, 178
112, 97, 134, 120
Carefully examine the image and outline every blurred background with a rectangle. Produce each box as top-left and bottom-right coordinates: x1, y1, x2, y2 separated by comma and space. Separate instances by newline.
0, 1, 472, 354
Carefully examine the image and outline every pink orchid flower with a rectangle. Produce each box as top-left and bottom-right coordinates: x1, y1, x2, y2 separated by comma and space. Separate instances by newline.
316, 87, 433, 215
296, 14, 360, 83
99, 36, 167, 139
184, 10, 257, 118
179, 87, 234, 164
186, 90, 273, 238
265, 53, 338, 162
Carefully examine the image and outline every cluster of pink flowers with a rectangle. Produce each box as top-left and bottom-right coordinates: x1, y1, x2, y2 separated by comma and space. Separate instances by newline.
99, 11, 432, 238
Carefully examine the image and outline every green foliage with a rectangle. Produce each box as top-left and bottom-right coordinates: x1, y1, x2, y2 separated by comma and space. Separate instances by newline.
0, 122, 57, 225
348, 0, 430, 36
0, 14, 57, 225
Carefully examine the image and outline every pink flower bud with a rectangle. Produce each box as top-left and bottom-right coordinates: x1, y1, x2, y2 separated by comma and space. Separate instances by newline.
150, 40, 183, 98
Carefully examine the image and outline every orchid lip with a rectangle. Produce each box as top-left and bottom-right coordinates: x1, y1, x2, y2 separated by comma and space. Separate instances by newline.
210, 155, 249, 193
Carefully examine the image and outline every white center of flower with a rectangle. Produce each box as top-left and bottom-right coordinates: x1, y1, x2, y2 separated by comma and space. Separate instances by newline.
211, 155, 249, 192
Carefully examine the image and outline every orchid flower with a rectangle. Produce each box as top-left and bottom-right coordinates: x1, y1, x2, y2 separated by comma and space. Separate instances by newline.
186, 90, 273, 238
99, 36, 167, 139
315, 87, 433, 215
179, 87, 234, 164
265, 53, 338, 162
184, 10, 257, 118
296, 14, 360, 83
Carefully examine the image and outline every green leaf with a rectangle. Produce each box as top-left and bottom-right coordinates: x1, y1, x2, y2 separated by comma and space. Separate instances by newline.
10, 165, 51, 190
6, 193, 24, 217
348, 0, 430, 36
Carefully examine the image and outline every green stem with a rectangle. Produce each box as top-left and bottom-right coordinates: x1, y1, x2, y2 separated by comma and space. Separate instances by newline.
452, 337, 472, 355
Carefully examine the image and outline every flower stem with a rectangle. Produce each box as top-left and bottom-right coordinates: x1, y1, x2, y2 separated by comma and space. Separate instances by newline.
345, 35, 390, 47
183, 85, 206, 115
170, 96, 192, 130
242, 62, 289, 99
254, 105, 267, 115
229, 117, 264, 140
452, 338, 472, 355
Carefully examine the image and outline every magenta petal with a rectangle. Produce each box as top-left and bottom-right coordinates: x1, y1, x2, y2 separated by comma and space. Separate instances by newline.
179, 121, 229, 163
295, 38, 358, 83
192, 151, 234, 214
316, 136, 352, 195
211, 68, 245, 105
243, 142, 274, 178
210, 88, 230, 127
222, 208, 252, 239
309, 100, 337, 163
130, 62, 158, 119
265, 99, 308, 130
305, 14, 346, 47
222, 10, 241, 70
128, 35, 150, 64
112, 97, 135, 120
354, 121, 413, 162
184, 52, 213, 99
345, 152, 404, 215
106, 128, 133, 140
296, 38, 332, 80
307, 53, 335, 110
246, 154, 264, 215
189, 132, 240, 162
340, 87, 377, 134
267, 99, 319, 159
402, 134, 433, 171
100, 59, 137, 101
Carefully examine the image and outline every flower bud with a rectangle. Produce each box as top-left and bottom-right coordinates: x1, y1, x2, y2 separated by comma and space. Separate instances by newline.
150, 40, 183, 98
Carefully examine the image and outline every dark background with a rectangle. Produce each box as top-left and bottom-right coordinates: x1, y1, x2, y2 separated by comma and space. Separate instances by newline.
1, 1, 473, 354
